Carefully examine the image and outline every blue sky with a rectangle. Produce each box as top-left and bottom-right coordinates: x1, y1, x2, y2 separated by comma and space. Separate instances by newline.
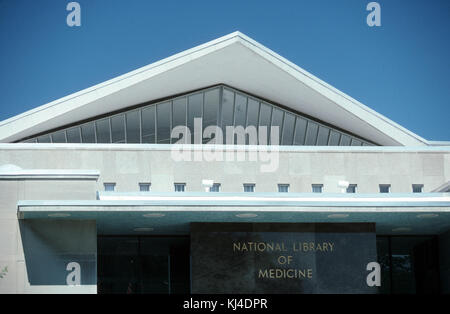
0, 0, 449, 141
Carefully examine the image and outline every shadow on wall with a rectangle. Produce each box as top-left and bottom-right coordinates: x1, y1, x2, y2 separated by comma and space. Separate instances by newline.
19, 219, 97, 286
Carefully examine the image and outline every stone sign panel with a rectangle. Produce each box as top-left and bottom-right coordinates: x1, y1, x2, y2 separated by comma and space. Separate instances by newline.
191, 223, 377, 294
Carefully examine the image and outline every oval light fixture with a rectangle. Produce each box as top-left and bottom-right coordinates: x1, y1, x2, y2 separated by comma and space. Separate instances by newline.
417, 213, 439, 219
236, 213, 258, 218
392, 227, 412, 232
133, 227, 154, 232
327, 214, 349, 219
48, 213, 71, 218
143, 213, 165, 218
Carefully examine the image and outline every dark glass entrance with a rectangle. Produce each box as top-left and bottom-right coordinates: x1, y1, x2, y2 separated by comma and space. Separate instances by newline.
97, 236, 190, 294
377, 236, 440, 294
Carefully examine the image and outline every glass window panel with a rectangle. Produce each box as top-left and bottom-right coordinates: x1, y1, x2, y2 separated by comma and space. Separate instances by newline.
96, 118, 111, 143
111, 115, 125, 143
203, 89, 220, 143
172, 97, 187, 128
171, 97, 187, 143
81, 123, 95, 143
304, 121, 319, 145
23, 138, 37, 143
246, 98, 259, 128
156, 102, 171, 144
351, 138, 362, 146
203, 88, 219, 128
376, 237, 391, 294
66, 127, 81, 143
126, 110, 140, 144
316, 126, 330, 146
328, 130, 341, 146
258, 103, 272, 145
270, 108, 283, 145
142, 107, 156, 144
233, 93, 247, 127
293, 117, 307, 145
391, 237, 440, 294
187, 93, 203, 144
37, 134, 51, 143
221, 88, 235, 129
339, 134, 351, 146
51, 131, 66, 143
281, 113, 295, 145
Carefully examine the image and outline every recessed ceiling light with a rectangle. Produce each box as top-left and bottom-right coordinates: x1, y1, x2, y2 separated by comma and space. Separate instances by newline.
392, 227, 412, 232
133, 227, 154, 232
236, 213, 258, 218
327, 214, 349, 218
143, 213, 165, 218
417, 213, 439, 219
48, 213, 71, 218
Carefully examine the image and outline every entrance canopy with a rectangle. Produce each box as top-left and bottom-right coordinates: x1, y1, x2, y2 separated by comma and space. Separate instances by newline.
17, 192, 450, 235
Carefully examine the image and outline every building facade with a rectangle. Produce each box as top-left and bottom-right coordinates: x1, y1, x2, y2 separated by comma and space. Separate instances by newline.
0, 32, 449, 294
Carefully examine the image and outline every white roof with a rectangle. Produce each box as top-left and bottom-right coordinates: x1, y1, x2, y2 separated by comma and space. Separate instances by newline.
0, 31, 434, 146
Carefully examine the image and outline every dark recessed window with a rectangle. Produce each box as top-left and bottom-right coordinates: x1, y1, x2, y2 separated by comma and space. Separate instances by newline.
104, 183, 116, 192
380, 184, 391, 193
412, 184, 423, 193
243, 184, 255, 193
278, 184, 289, 193
312, 184, 323, 193
347, 184, 357, 193
174, 183, 186, 192
209, 183, 221, 192
139, 183, 151, 192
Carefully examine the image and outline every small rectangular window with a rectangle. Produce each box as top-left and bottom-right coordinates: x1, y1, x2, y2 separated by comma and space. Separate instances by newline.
209, 183, 221, 192
347, 184, 357, 193
312, 184, 323, 193
243, 184, 255, 193
174, 183, 186, 192
104, 183, 116, 192
278, 184, 289, 193
139, 183, 151, 192
412, 184, 423, 193
379, 184, 391, 193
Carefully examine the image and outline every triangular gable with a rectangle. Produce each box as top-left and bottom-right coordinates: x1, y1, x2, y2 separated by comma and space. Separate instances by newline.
0, 32, 429, 146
